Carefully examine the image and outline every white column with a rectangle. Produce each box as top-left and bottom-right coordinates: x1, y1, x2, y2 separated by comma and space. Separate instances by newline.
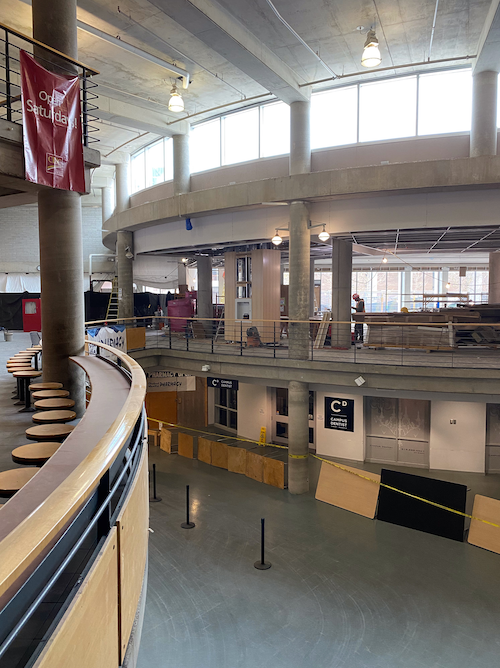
471, 70, 498, 157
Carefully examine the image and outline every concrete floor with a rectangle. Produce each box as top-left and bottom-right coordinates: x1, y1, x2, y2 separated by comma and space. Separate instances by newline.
139, 447, 500, 668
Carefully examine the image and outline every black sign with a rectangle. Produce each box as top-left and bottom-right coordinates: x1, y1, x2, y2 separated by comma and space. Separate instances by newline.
325, 397, 354, 432
208, 377, 239, 390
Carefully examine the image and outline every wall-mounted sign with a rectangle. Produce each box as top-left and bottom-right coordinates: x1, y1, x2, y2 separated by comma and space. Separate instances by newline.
207, 377, 239, 390
325, 397, 354, 432
146, 370, 195, 392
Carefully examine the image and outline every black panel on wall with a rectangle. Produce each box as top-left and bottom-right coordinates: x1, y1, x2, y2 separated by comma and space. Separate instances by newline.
378, 469, 467, 542
0, 293, 40, 330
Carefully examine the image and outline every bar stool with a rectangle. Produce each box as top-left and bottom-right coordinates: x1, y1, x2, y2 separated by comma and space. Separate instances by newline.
34, 398, 75, 410
12, 442, 61, 466
29, 382, 63, 392
32, 410, 76, 424
26, 424, 75, 441
13, 370, 42, 412
32, 389, 70, 400
8, 367, 33, 402
0, 468, 39, 498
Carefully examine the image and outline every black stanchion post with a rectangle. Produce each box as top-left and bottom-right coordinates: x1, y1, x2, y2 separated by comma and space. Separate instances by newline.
254, 517, 272, 570
181, 484, 195, 529
150, 463, 162, 502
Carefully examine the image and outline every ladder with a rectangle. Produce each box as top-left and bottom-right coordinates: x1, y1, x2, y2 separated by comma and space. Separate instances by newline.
313, 310, 331, 349
214, 306, 225, 342
105, 277, 119, 321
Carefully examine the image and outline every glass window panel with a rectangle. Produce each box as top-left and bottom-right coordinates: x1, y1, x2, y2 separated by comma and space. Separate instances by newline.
131, 151, 145, 193
164, 138, 173, 181
191, 119, 221, 173
222, 107, 259, 165
308, 391, 314, 419
320, 271, 332, 312
276, 388, 288, 416
260, 101, 290, 157
145, 141, 164, 188
276, 422, 288, 439
311, 86, 358, 149
418, 69, 472, 136
227, 389, 237, 410
229, 410, 237, 431
359, 76, 417, 142
217, 407, 228, 427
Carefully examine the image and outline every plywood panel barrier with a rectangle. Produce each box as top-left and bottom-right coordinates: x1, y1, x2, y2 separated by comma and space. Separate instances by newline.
263, 456, 287, 489
227, 445, 247, 474
160, 427, 178, 454
178, 432, 196, 459
198, 437, 212, 465
126, 326, 146, 350
315, 461, 380, 519
211, 441, 228, 469
246, 450, 264, 482
468, 495, 500, 555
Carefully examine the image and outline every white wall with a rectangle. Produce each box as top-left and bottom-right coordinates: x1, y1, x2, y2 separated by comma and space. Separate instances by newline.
237, 382, 272, 443
430, 401, 486, 473
314, 391, 364, 462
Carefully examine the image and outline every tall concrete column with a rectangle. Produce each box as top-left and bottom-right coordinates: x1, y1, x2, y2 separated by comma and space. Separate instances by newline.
288, 380, 310, 494
33, 0, 85, 415
173, 134, 190, 195
101, 186, 113, 223
197, 256, 213, 332
471, 70, 498, 157
309, 259, 315, 317
489, 252, 500, 303
331, 239, 352, 348
116, 231, 134, 319
288, 201, 310, 359
178, 261, 187, 291
289, 100, 311, 175
115, 160, 130, 213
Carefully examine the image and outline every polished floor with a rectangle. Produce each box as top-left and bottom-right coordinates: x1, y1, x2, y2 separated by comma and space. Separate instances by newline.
140, 446, 500, 668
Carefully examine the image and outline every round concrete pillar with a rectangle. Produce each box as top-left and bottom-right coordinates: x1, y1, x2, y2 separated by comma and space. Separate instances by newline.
290, 100, 311, 175
331, 239, 353, 348
101, 186, 113, 223
117, 231, 134, 319
489, 252, 500, 303
288, 380, 310, 494
197, 256, 213, 332
33, 0, 85, 415
471, 70, 498, 157
173, 134, 190, 195
115, 161, 130, 213
288, 201, 310, 360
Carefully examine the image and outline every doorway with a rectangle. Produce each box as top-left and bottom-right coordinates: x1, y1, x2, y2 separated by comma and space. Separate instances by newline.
273, 388, 315, 449
486, 404, 500, 473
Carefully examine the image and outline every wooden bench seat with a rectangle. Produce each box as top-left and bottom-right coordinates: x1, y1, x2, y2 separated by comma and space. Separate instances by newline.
12, 442, 61, 466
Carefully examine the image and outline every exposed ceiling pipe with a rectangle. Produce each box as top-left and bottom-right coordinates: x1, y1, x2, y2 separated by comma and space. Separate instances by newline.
428, 0, 440, 62
263, 0, 339, 80
77, 20, 190, 88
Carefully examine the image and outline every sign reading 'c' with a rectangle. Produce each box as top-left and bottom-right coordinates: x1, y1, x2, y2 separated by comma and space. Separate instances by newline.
325, 396, 354, 432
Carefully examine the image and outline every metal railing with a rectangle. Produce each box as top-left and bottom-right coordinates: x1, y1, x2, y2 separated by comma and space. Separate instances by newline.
85, 316, 500, 371
0, 21, 99, 146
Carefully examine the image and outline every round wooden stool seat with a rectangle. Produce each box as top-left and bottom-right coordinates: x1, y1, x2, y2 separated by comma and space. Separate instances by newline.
32, 389, 69, 399
12, 442, 60, 466
34, 398, 75, 410
0, 468, 38, 497
7, 365, 32, 371
13, 370, 42, 379
29, 382, 64, 392
26, 424, 75, 441
32, 410, 76, 424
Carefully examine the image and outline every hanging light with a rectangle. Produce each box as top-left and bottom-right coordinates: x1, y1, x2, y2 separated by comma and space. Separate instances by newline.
272, 230, 283, 246
168, 83, 184, 112
382, 256, 388, 263
446, 282, 451, 289
318, 225, 330, 242
361, 29, 382, 68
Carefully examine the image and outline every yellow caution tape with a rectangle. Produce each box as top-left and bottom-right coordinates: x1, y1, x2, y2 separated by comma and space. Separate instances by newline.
148, 417, 500, 529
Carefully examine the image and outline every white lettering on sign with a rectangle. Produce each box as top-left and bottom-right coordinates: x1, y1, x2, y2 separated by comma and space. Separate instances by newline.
25, 89, 78, 129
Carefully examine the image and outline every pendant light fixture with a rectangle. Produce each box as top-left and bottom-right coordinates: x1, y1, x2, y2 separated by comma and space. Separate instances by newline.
361, 29, 382, 68
168, 82, 184, 112
272, 230, 283, 246
318, 225, 330, 242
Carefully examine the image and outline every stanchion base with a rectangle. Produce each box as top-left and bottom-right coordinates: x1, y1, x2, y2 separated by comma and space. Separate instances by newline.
181, 522, 195, 529
149, 496, 162, 503
254, 561, 272, 570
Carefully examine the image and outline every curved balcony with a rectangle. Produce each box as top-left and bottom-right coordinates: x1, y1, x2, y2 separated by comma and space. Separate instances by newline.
0, 342, 147, 668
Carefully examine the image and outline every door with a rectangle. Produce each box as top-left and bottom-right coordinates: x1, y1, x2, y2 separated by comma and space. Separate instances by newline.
177, 377, 208, 430
273, 388, 315, 449
213, 386, 238, 432
365, 397, 429, 468
486, 404, 500, 473
145, 391, 177, 425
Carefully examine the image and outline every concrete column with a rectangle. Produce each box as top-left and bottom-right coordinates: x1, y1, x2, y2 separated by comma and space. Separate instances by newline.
309, 259, 315, 317
401, 268, 412, 310
289, 100, 311, 175
116, 231, 134, 319
489, 252, 500, 303
471, 70, 498, 157
288, 201, 310, 360
331, 239, 352, 348
197, 256, 213, 332
33, 0, 85, 415
288, 380, 310, 494
115, 161, 130, 213
101, 186, 113, 224
178, 261, 187, 292
173, 134, 190, 195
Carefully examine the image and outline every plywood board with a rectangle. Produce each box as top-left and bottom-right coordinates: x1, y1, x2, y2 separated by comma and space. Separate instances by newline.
178, 432, 195, 459
126, 326, 146, 350
246, 450, 264, 482
227, 446, 247, 474
198, 437, 212, 465
33, 529, 119, 668
211, 441, 228, 469
117, 448, 149, 662
468, 494, 500, 555
263, 457, 286, 489
160, 428, 178, 454
147, 429, 160, 448
315, 461, 380, 520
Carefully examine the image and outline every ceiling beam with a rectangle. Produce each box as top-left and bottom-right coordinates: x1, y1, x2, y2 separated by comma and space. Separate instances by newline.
474, 0, 500, 73
149, 0, 310, 104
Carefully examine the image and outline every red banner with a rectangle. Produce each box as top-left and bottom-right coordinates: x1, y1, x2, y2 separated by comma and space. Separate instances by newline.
20, 50, 85, 193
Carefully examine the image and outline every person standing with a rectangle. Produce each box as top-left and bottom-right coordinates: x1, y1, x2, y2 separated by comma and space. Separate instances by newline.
352, 293, 365, 344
